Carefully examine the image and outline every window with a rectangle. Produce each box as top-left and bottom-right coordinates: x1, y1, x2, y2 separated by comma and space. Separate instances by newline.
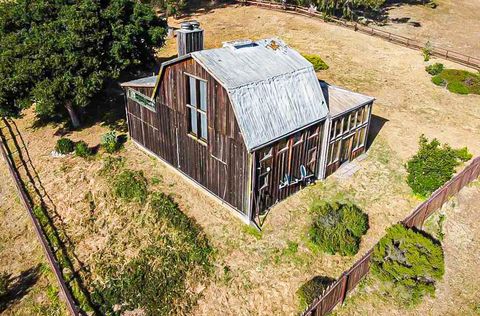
127, 88, 155, 112
350, 112, 356, 130
335, 118, 342, 137
343, 116, 349, 134
277, 139, 289, 153
363, 104, 370, 123
328, 140, 341, 164
359, 127, 367, 147
186, 75, 208, 141
307, 148, 317, 172
292, 132, 303, 146
309, 126, 319, 139
356, 108, 363, 126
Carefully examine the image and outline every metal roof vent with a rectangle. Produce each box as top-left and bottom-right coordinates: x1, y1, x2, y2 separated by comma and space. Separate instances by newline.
223, 39, 258, 51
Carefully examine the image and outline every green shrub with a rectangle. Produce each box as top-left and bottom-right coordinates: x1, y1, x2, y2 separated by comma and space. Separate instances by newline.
406, 135, 473, 197
447, 81, 469, 94
0, 272, 9, 297
431, 75, 445, 86
101, 131, 120, 153
74, 141, 92, 158
425, 63, 444, 76
94, 193, 213, 315
113, 170, 148, 203
422, 41, 432, 61
55, 138, 74, 154
454, 147, 473, 162
302, 54, 329, 71
371, 224, 444, 306
296, 276, 335, 310
432, 68, 480, 95
309, 202, 368, 256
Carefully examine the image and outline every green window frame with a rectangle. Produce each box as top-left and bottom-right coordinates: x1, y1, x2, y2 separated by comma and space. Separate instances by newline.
127, 88, 155, 112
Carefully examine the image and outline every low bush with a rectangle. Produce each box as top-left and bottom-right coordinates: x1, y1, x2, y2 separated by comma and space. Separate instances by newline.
406, 135, 472, 197
422, 41, 432, 62
302, 54, 329, 71
0, 272, 9, 297
425, 63, 444, 75
296, 276, 335, 310
113, 169, 148, 203
94, 193, 213, 315
431, 75, 445, 86
74, 141, 93, 158
371, 224, 444, 306
432, 68, 480, 95
309, 201, 368, 256
101, 131, 120, 153
55, 138, 74, 154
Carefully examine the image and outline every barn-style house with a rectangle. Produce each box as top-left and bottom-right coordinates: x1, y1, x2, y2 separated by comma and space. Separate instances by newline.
121, 21, 374, 226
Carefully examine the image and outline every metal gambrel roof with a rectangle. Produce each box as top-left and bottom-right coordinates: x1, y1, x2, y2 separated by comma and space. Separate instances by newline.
192, 38, 328, 152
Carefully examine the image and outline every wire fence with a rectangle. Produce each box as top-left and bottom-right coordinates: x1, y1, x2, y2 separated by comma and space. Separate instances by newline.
0, 118, 80, 316
240, 0, 480, 70
301, 156, 480, 316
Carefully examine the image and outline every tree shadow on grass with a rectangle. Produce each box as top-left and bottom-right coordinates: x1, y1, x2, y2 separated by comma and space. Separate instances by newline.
0, 265, 41, 312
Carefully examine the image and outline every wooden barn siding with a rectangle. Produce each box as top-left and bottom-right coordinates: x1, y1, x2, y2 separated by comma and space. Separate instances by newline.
252, 122, 324, 217
125, 58, 250, 216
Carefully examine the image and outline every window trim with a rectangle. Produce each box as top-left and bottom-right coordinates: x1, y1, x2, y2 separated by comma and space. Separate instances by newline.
186, 73, 208, 143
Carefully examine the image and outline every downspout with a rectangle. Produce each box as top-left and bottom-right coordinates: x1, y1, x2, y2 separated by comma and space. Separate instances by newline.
248, 151, 258, 226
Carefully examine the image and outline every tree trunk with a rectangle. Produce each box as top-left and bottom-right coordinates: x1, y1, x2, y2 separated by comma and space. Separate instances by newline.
65, 101, 81, 128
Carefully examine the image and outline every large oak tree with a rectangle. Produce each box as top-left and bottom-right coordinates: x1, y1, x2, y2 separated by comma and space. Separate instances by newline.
0, 0, 167, 127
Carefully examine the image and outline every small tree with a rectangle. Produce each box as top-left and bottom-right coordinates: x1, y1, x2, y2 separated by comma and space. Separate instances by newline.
406, 135, 472, 197
371, 224, 444, 306
309, 201, 369, 256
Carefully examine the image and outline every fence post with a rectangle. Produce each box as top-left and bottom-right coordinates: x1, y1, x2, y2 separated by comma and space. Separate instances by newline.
340, 273, 348, 304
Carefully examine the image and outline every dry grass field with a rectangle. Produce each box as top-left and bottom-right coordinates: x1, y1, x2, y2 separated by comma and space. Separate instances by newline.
0, 4, 479, 316
0, 165, 67, 315
380, 0, 480, 57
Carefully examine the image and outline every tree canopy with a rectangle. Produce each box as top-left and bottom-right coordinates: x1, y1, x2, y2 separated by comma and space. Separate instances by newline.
0, 0, 167, 127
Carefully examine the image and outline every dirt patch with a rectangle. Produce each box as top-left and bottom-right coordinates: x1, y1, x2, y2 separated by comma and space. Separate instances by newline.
380, 0, 480, 57
335, 182, 480, 316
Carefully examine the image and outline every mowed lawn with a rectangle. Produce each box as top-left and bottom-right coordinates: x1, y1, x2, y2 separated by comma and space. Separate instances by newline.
0, 4, 479, 316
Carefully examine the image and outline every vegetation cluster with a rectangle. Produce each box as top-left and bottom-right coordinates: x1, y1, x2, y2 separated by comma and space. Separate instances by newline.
309, 201, 369, 256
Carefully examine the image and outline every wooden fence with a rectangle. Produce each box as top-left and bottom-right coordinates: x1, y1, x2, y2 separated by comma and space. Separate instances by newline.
240, 0, 480, 70
0, 118, 79, 316
301, 156, 480, 316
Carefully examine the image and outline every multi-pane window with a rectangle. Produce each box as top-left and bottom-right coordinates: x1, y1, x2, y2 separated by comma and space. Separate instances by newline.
186, 75, 208, 142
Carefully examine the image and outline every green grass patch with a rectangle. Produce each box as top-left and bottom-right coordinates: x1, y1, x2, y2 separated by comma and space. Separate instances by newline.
55, 138, 74, 154
112, 169, 148, 203
243, 224, 262, 240
431, 69, 480, 95
425, 63, 444, 76
93, 193, 213, 315
0, 272, 9, 297
309, 201, 368, 256
302, 54, 329, 71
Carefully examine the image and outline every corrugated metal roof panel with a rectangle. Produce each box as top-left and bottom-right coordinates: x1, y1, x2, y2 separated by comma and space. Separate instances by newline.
121, 75, 157, 87
320, 81, 375, 117
192, 38, 328, 151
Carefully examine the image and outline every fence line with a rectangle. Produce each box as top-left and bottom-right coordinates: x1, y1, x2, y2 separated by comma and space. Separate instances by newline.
0, 118, 79, 316
240, 0, 480, 70
302, 156, 480, 316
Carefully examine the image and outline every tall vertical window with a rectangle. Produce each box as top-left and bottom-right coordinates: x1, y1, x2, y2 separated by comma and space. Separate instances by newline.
186, 75, 208, 142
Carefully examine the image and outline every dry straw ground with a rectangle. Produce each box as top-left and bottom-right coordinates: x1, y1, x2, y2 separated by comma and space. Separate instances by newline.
0, 3, 479, 316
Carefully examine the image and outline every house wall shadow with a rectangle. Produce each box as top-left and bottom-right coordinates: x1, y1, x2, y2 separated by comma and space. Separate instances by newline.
367, 114, 388, 149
